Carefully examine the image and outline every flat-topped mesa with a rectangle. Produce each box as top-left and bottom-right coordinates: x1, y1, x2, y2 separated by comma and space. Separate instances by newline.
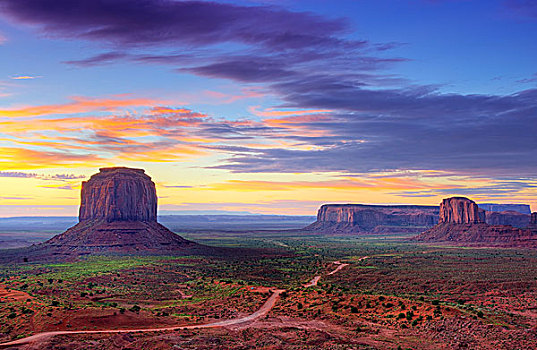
79, 167, 157, 222
478, 203, 531, 215
306, 204, 439, 234
439, 197, 485, 224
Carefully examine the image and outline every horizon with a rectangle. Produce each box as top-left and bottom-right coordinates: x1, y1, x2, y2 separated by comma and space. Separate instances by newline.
1, 0, 537, 216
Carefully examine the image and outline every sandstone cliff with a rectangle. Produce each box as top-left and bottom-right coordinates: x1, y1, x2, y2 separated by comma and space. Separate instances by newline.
415, 197, 537, 248
485, 210, 530, 228
27, 167, 206, 256
305, 204, 439, 234
478, 203, 531, 215
79, 167, 157, 222
439, 197, 484, 224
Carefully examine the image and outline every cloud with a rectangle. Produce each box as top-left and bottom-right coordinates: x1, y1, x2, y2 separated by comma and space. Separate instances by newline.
517, 73, 537, 84
0, 95, 163, 118
41, 184, 77, 190
504, 0, 537, 19
0, 0, 349, 49
0, 0, 536, 185
10, 75, 42, 80
0, 147, 104, 169
0, 31, 6, 44
0, 171, 85, 180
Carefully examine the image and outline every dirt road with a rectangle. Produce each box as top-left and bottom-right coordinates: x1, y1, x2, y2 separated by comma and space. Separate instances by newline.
0, 290, 284, 348
1, 256, 368, 348
304, 260, 353, 287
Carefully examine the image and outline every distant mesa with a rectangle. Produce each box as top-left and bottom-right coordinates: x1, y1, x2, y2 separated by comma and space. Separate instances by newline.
2, 167, 211, 261
485, 210, 530, 228
305, 204, 439, 234
305, 199, 534, 234
414, 196, 537, 248
478, 203, 531, 215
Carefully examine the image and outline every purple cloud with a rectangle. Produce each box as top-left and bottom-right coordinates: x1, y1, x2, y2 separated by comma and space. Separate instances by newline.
0, 171, 85, 180
0, 0, 348, 49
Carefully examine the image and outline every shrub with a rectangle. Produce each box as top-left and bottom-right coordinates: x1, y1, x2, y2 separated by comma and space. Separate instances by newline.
129, 305, 141, 313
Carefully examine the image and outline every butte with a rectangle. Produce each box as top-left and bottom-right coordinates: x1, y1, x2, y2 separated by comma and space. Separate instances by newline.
1, 167, 211, 262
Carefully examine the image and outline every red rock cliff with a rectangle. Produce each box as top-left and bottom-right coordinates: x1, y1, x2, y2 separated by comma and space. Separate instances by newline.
532, 212, 537, 225
439, 197, 484, 224
485, 210, 530, 228
79, 167, 157, 222
415, 197, 537, 248
307, 204, 438, 233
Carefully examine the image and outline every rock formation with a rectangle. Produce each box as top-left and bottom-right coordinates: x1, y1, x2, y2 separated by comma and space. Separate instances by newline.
439, 197, 484, 224
305, 204, 439, 234
79, 167, 157, 222
478, 203, 531, 215
415, 197, 537, 247
11, 167, 208, 258
485, 210, 530, 228
529, 212, 537, 230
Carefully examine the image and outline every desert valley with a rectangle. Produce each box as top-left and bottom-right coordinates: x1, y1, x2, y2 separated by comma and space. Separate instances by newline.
1, 1, 537, 349
0, 167, 536, 349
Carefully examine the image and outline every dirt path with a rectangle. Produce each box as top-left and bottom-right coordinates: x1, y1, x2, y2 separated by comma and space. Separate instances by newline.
303, 275, 321, 287
0, 290, 284, 348
303, 259, 355, 288
327, 261, 349, 275
1, 256, 369, 348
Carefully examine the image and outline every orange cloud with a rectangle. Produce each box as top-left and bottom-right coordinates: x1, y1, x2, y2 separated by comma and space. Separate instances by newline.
0, 95, 163, 118
204, 176, 452, 192
0, 147, 105, 169
10, 75, 41, 80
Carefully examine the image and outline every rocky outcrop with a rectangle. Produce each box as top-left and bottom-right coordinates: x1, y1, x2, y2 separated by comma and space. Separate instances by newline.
79, 167, 157, 222
478, 203, 531, 215
439, 197, 484, 224
305, 204, 439, 234
529, 212, 537, 231
485, 210, 530, 228
415, 197, 537, 248
21, 167, 207, 256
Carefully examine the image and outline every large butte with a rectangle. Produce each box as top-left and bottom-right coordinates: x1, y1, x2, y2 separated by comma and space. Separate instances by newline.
43, 167, 197, 253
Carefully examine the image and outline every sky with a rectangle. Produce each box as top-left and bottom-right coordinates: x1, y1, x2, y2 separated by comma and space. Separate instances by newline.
0, 0, 536, 217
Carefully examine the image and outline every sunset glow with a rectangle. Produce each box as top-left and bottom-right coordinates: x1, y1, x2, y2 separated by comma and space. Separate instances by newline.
1, 0, 536, 216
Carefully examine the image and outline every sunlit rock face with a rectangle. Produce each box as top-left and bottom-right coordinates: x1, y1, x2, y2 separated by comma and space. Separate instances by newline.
439, 197, 484, 224
40, 167, 200, 254
415, 197, 537, 248
79, 167, 157, 222
306, 204, 438, 233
